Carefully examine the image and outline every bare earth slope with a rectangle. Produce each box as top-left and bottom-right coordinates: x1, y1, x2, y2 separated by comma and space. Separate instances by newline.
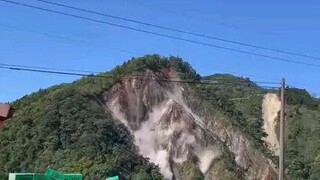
104, 69, 277, 179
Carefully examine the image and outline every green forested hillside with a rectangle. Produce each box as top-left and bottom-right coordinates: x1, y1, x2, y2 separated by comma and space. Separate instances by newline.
0, 55, 319, 179
0, 55, 196, 179
284, 89, 320, 179
0, 83, 162, 179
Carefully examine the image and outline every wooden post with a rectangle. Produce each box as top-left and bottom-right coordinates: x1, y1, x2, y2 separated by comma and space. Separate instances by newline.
279, 78, 285, 180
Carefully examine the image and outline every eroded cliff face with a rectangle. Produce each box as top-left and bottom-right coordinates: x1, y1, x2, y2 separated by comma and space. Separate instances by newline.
208, 117, 277, 179
103, 69, 277, 179
262, 94, 281, 155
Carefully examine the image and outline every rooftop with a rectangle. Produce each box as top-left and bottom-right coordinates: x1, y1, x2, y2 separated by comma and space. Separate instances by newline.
0, 103, 13, 118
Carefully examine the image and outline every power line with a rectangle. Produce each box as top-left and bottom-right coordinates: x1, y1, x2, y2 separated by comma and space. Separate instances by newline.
0, 3, 304, 85
0, 65, 273, 87
0, 5, 308, 91
122, 0, 282, 37
0, 23, 143, 56
0, 65, 228, 85
2, 0, 320, 69
0, 23, 287, 82
35, 0, 320, 61
259, 85, 280, 89
0, 63, 99, 74
0, 65, 95, 77
213, 70, 280, 82
1, 62, 281, 86
0, 63, 184, 80
0, 23, 278, 83
0, 63, 280, 86
228, 94, 265, 101
0, 64, 279, 173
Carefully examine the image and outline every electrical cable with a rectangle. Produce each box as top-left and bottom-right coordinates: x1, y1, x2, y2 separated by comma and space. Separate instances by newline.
35, 0, 320, 60
1, 0, 320, 69
0, 64, 280, 86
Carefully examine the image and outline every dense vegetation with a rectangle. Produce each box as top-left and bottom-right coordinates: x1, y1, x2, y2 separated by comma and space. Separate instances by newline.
199, 74, 268, 143
0, 55, 197, 179
284, 89, 320, 179
0, 55, 319, 179
0, 84, 162, 179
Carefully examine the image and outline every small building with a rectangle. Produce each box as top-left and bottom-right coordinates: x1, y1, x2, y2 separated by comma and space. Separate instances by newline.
0, 103, 13, 129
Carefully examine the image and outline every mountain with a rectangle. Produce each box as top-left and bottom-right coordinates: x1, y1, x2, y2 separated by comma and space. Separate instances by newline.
1, 55, 319, 179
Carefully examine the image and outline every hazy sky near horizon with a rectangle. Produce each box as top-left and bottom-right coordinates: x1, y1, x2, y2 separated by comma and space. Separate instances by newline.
1, 0, 320, 102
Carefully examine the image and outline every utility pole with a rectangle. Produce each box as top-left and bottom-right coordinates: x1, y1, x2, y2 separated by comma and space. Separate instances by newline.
279, 78, 285, 180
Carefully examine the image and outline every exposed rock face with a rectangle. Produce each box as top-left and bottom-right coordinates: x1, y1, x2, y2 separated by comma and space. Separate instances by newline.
209, 118, 277, 179
261, 166, 278, 180
104, 69, 277, 179
262, 94, 281, 155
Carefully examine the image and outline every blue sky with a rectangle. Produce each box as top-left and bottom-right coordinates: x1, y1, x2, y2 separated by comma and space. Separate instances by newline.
1, 0, 320, 102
